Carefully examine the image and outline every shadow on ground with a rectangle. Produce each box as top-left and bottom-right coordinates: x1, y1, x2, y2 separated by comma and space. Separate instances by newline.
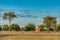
0, 34, 16, 37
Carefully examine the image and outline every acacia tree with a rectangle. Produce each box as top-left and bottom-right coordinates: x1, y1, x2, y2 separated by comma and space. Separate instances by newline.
43, 16, 57, 32
3, 12, 17, 31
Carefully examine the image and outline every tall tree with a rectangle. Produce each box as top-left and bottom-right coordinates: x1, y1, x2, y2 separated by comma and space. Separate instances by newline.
3, 12, 17, 31
43, 16, 57, 32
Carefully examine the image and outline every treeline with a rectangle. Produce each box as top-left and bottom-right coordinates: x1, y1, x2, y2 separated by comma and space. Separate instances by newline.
0, 23, 36, 31
0, 23, 60, 32
0, 11, 60, 32
1, 24, 20, 31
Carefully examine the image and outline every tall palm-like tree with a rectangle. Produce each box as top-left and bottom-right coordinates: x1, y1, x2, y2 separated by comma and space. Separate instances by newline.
3, 12, 17, 31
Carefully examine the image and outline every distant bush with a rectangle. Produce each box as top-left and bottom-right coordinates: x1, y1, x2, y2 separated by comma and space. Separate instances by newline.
25, 23, 36, 31
10, 24, 20, 31
2, 25, 9, 31
20, 27, 25, 31
56, 24, 60, 31
2, 24, 20, 31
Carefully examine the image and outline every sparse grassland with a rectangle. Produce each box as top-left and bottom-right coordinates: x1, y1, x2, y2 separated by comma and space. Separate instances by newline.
0, 31, 60, 40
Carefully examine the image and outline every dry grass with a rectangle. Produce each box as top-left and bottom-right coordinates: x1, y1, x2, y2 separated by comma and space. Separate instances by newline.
0, 31, 60, 40
1, 36, 60, 40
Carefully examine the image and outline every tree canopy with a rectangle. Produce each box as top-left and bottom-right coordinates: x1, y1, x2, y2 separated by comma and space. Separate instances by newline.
43, 16, 57, 32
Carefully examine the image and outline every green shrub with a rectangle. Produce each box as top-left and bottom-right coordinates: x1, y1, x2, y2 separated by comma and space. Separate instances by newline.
25, 23, 36, 31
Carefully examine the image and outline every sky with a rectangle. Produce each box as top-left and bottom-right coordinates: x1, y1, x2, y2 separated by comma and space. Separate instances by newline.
0, 0, 60, 27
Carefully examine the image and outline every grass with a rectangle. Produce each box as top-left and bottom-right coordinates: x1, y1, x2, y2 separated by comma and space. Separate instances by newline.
0, 31, 60, 40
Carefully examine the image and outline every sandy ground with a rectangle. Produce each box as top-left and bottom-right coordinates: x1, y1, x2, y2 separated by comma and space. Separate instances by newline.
0, 31, 60, 40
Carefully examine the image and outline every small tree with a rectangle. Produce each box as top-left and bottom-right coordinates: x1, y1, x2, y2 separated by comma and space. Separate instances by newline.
11, 24, 20, 31
25, 23, 36, 31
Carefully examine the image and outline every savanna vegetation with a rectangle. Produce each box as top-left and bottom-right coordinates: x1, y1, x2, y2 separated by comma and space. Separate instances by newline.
0, 11, 60, 32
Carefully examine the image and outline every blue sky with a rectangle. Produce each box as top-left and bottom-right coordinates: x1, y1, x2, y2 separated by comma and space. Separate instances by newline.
0, 0, 60, 27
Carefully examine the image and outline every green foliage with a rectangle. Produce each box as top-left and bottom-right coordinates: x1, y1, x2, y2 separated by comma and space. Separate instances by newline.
10, 24, 20, 31
0, 26, 2, 31
49, 27, 54, 31
0, 28, 2, 31
20, 27, 25, 31
3, 12, 17, 19
2, 24, 20, 31
43, 16, 57, 32
2, 25, 9, 31
40, 24, 45, 31
56, 24, 60, 31
25, 23, 36, 31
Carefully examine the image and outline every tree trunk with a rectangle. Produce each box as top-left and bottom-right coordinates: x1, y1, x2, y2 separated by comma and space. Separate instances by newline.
8, 18, 11, 31
55, 26, 57, 32
47, 26, 50, 33
47, 28, 50, 33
